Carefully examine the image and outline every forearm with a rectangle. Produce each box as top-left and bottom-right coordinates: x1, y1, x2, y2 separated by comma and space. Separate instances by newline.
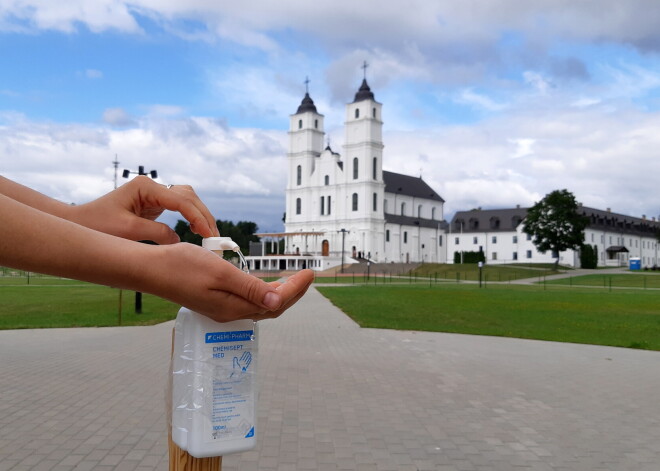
0, 194, 314, 322
0, 176, 73, 219
0, 194, 150, 290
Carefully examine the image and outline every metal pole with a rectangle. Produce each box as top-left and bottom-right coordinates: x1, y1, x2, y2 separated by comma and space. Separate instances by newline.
135, 292, 142, 314
113, 156, 124, 322
123, 164, 158, 314
337, 229, 350, 274
342, 231, 345, 273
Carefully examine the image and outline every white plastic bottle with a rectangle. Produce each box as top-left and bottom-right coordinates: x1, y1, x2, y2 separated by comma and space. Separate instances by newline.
171, 237, 258, 458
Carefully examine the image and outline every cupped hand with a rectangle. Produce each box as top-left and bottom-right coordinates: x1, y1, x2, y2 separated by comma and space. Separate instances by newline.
148, 242, 314, 322
69, 176, 219, 244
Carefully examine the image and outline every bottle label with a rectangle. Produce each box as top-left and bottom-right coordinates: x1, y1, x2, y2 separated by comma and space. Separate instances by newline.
203, 329, 256, 443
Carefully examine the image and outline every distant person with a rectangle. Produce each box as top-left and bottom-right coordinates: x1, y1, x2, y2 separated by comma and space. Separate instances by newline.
0, 175, 313, 321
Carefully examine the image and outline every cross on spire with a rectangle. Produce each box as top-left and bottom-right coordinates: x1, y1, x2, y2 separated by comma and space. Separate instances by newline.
361, 60, 369, 79
304, 76, 310, 94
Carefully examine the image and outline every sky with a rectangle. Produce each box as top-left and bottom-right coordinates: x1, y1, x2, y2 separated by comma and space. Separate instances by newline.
1, 0, 660, 233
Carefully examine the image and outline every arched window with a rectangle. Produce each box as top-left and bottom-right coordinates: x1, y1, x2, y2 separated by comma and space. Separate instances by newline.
314, 119, 318, 129
320, 196, 325, 215
327, 196, 331, 215
295, 198, 301, 215
432, 207, 436, 220
355, 108, 360, 119
296, 165, 301, 186
372, 157, 377, 180
384, 199, 388, 213
324, 175, 329, 186
401, 202, 406, 216
373, 193, 377, 211
298, 119, 302, 129
352, 193, 358, 211
353, 157, 358, 180
372, 107, 376, 118
418, 205, 423, 218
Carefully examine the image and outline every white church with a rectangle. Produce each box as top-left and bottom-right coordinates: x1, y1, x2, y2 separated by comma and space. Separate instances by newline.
246, 77, 447, 272
245, 76, 660, 272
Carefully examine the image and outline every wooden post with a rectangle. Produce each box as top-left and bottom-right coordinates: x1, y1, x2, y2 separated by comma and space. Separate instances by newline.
170, 329, 223, 471
168, 436, 222, 471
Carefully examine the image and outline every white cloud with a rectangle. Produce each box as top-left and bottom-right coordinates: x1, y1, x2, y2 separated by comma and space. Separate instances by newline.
456, 89, 507, 111
85, 69, 103, 79
145, 104, 186, 117
523, 71, 552, 95
508, 138, 535, 159
0, 113, 288, 231
102, 107, 134, 126
0, 0, 141, 33
571, 97, 601, 108
4, 0, 660, 228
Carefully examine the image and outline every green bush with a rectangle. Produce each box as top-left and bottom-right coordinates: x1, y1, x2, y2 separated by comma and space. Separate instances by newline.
453, 250, 486, 264
580, 244, 598, 269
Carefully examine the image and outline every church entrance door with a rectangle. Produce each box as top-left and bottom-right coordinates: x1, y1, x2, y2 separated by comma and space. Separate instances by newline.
322, 240, 329, 256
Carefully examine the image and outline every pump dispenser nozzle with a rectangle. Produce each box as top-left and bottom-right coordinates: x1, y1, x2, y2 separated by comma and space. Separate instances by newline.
202, 237, 239, 252
202, 237, 249, 274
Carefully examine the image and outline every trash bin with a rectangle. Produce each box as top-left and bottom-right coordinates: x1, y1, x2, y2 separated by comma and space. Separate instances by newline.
629, 257, 641, 270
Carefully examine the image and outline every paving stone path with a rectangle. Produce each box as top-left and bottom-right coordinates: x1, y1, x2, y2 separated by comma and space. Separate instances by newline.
1, 286, 660, 470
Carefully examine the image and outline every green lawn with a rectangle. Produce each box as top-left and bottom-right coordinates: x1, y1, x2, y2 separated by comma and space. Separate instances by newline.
317, 284, 660, 351
5, 271, 660, 352
411, 262, 563, 282
0, 283, 180, 329
546, 273, 660, 289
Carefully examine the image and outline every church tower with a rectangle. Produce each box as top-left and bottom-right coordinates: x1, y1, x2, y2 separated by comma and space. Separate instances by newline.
285, 86, 324, 227
338, 68, 386, 258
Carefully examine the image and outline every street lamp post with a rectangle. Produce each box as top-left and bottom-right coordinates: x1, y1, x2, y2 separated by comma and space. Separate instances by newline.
337, 228, 350, 273
123, 165, 159, 314
112, 156, 123, 325
460, 220, 464, 264
123, 165, 158, 180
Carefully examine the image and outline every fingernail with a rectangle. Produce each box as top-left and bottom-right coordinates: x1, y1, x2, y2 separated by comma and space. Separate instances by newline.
263, 292, 281, 310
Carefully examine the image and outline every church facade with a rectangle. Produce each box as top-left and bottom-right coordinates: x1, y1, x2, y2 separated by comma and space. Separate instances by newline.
283, 79, 447, 266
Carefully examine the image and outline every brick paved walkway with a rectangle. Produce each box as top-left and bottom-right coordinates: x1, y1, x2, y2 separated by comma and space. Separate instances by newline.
1, 286, 660, 470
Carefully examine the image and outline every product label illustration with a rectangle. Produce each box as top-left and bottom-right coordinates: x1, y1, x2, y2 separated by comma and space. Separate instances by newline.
203, 330, 255, 443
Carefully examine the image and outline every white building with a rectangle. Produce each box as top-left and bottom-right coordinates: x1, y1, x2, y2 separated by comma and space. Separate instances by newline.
271, 78, 446, 270
448, 206, 660, 268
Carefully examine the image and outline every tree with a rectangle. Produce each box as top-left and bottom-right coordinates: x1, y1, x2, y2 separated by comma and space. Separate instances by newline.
453, 250, 485, 264
579, 244, 598, 269
523, 189, 588, 269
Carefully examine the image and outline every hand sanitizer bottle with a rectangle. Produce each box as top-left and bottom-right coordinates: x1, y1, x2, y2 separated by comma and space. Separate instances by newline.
171, 237, 257, 458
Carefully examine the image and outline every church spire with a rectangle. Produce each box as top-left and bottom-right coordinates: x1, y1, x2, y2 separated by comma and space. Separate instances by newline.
352, 61, 375, 102
296, 76, 318, 113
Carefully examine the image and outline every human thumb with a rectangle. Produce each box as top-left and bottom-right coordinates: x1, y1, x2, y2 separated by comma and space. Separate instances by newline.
230, 273, 282, 311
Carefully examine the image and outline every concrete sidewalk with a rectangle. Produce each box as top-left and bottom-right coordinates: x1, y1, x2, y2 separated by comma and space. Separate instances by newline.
1, 287, 660, 470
